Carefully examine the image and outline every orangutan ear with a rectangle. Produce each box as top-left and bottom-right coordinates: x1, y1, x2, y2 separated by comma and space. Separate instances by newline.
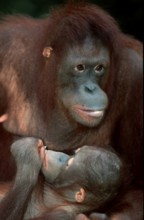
75, 188, 86, 203
0, 114, 8, 123
42, 47, 53, 58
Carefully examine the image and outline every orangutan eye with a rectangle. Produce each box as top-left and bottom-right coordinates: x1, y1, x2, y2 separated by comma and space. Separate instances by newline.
74, 64, 85, 72
94, 64, 105, 76
66, 157, 74, 169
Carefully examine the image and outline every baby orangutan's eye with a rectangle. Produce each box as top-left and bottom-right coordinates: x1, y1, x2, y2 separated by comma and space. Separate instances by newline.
66, 157, 74, 169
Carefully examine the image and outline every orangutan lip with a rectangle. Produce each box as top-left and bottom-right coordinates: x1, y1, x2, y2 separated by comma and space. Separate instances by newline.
77, 107, 105, 117
85, 110, 104, 117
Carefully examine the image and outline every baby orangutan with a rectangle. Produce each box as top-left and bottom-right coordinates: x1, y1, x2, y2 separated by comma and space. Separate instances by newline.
0, 138, 123, 220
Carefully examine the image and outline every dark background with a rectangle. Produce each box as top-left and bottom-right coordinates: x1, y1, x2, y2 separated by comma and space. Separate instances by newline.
0, 0, 143, 41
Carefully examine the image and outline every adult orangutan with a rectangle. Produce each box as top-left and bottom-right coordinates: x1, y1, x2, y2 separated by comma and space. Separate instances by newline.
0, 2, 143, 220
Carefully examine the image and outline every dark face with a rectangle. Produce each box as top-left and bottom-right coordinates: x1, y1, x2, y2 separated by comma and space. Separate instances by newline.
41, 147, 91, 183
57, 37, 109, 127
41, 146, 94, 183
41, 146, 101, 184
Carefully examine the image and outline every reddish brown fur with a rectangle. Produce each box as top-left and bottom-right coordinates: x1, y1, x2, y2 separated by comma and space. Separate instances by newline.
0, 2, 143, 219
